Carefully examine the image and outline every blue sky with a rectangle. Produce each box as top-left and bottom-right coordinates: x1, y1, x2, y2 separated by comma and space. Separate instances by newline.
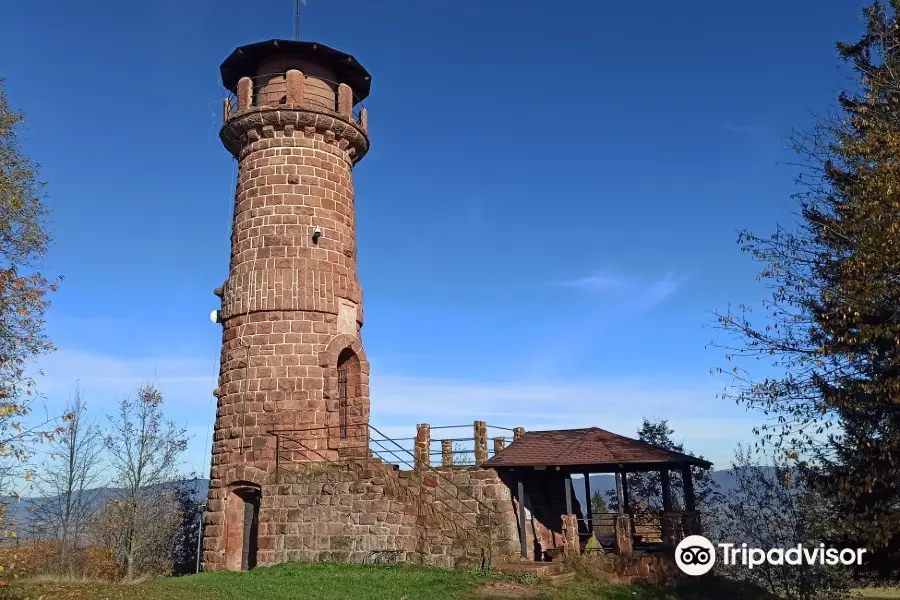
0, 0, 871, 479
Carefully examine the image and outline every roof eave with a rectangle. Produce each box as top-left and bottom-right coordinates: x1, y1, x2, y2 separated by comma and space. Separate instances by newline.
484, 458, 714, 471
219, 39, 372, 100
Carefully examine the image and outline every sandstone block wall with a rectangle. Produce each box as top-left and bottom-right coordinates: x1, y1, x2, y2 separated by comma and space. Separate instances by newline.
211, 125, 371, 477
249, 460, 521, 570
206, 55, 374, 571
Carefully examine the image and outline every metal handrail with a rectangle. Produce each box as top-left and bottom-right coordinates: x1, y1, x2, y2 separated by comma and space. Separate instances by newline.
271, 425, 368, 435
271, 423, 517, 473
273, 424, 368, 478
367, 424, 497, 515
366, 438, 487, 536
269, 423, 500, 514
369, 437, 413, 467
265, 422, 533, 569
275, 433, 491, 550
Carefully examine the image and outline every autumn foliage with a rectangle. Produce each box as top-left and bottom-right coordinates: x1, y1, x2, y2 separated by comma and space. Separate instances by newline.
0, 78, 60, 462
0, 541, 123, 582
0, 72, 62, 585
713, 0, 900, 582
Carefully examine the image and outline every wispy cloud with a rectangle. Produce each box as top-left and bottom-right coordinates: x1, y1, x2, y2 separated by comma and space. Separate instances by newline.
553, 268, 691, 312
557, 271, 632, 292
527, 269, 692, 376
25, 348, 753, 473
26, 349, 220, 479
32, 349, 218, 404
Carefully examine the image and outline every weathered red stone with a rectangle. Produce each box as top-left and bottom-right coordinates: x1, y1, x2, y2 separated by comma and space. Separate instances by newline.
202, 40, 372, 572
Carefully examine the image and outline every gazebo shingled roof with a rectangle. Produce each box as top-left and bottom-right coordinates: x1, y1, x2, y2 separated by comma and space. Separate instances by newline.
483, 427, 713, 470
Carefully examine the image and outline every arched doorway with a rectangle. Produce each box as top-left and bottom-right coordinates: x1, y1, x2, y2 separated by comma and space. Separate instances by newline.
224, 484, 260, 571
336, 348, 361, 439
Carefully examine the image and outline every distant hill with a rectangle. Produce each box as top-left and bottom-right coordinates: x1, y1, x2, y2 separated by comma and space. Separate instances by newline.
2, 479, 208, 537
572, 468, 760, 508
2, 468, 760, 535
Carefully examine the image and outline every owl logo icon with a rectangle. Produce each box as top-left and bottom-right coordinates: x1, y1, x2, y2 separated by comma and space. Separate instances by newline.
675, 535, 716, 576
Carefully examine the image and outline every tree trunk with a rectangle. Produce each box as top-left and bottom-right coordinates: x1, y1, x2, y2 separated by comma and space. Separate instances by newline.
125, 546, 135, 580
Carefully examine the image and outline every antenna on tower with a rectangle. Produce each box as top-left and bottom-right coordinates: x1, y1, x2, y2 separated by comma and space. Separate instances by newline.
295, 0, 307, 41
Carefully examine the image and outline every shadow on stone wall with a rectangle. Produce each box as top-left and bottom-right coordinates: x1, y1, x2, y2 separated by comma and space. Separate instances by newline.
496, 470, 588, 561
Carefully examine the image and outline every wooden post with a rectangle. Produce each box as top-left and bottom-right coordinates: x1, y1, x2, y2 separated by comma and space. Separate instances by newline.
621, 471, 630, 514
583, 473, 592, 529
661, 469, 673, 511
660, 468, 675, 547
564, 474, 573, 515
615, 472, 624, 514
682, 467, 696, 511
682, 466, 700, 536
517, 478, 528, 558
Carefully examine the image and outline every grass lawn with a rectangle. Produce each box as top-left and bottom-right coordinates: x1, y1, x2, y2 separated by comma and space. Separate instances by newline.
0, 562, 786, 600
854, 588, 900, 599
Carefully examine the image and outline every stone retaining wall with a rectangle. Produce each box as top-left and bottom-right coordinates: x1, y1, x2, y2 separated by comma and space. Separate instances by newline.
250, 459, 521, 570
577, 553, 682, 585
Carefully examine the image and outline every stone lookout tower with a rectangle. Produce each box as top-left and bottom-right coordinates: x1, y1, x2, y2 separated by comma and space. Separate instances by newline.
203, 39, 373, 571
198, 35, 707, 581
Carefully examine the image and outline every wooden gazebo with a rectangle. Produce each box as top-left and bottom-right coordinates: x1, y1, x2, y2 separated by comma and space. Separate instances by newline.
483, 427, 712, 559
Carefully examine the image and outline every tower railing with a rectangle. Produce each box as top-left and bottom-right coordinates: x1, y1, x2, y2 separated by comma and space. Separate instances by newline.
424, 424, 515, 467
271, 422, 518, 473
273, 424, 370, 474
223, 72, 367, 126
268, 422, 524, 569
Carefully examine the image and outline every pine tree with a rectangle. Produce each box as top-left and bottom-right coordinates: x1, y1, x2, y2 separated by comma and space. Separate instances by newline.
590, 490, 607, 516
605, 419, 720, 518
713, 1, 900, 580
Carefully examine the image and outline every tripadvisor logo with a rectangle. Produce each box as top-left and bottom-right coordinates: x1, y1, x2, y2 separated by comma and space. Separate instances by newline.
675, 535, 867, 577
675, 535, 716, 576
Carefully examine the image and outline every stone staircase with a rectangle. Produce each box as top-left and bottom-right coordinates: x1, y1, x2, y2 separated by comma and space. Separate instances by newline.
495, 561, 576, 586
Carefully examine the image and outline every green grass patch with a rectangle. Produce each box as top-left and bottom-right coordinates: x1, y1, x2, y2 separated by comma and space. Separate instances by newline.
854, 588, 900, 599
157, 563, 494, 600
0, 562, 785, 600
